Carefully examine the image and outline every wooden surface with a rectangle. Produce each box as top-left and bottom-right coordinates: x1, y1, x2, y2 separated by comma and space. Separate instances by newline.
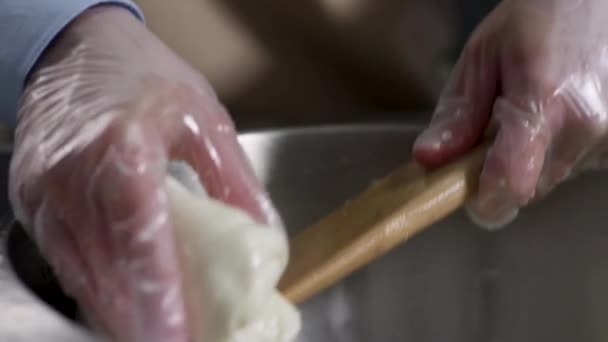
279, 144, 488, 304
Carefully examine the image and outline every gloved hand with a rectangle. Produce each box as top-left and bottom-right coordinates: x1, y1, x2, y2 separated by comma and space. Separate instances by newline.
413, 0, 608, 229
9, 6, 281, 342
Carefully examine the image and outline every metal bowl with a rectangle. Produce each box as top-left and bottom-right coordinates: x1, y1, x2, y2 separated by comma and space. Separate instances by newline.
3, 124, 608, 341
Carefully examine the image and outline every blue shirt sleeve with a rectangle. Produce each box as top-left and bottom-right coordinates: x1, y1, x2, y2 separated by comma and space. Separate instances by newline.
0, 0, 144, 128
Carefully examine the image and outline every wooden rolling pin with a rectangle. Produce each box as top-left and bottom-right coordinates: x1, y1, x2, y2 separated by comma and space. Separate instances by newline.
279, 143, 489, 304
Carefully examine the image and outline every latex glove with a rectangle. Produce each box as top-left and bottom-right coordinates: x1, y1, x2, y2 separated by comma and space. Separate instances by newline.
413, 0, 608, 229
9, 6, 281, 342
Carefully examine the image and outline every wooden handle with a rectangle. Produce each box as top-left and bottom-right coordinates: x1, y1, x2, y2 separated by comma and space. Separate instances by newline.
279, 144, 488, 304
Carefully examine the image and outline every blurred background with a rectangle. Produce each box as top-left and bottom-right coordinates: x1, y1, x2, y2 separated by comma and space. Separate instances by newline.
133, 0, 499, 129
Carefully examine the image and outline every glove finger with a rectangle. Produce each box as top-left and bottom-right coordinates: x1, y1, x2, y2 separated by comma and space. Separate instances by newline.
465, 30, 570, 230
467, 98, 552, 230
414, 37, 498, 168
33, 198, 103, 328
42, 116, 186, 342
167, 84, 282, 227
44, 152, 116, 305
93, 120, 188, 342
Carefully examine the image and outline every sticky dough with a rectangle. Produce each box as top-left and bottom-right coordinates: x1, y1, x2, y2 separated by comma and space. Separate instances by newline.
165, 162, 301, 342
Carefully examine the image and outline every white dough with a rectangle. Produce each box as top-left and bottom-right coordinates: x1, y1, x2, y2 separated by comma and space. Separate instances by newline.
165, 163, 301, 342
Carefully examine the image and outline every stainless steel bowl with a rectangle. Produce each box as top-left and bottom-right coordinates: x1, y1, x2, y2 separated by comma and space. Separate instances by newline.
3, 124, 608, 341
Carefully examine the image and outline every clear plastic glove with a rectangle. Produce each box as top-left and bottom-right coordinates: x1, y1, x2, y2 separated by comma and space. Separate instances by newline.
413, 0, 608, 229
9, 6, 281, 342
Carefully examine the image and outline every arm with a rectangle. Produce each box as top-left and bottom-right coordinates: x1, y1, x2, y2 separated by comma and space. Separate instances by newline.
0, 0, 143, 127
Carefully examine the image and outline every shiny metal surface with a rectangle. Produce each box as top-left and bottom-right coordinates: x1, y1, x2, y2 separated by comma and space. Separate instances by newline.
3, 124, 608, 341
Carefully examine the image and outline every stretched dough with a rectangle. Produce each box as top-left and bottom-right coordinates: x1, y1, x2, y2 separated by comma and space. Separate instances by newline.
165, 162, 301, 342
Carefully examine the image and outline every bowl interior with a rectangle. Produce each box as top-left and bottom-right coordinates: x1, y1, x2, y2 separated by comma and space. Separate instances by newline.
7, 125, 608, 342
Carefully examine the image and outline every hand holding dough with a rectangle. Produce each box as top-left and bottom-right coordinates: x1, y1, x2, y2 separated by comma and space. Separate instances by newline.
9, 7, 283, 341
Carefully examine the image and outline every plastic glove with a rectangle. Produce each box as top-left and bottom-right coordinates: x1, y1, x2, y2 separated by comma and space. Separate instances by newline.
9, 6, 281, 342
413, 0, 608, 229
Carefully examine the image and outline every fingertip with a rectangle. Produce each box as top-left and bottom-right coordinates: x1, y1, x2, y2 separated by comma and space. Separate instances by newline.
466, 201, 518, 231
413, 118, 484, 169
413, 128, 452, 168
466, 173, 520, 231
